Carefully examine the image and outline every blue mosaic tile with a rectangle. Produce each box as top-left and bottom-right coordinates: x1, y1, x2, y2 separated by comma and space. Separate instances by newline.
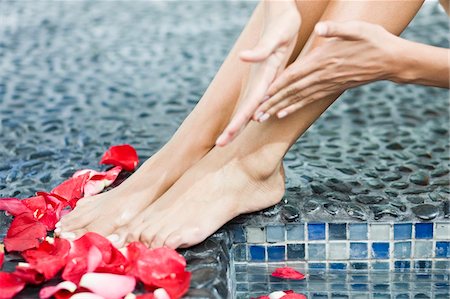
372, 262, 390, 270
330, 263, 347, 270
267, 245, 285, 261
415, 223, 433, 239
394, 260, 411, 270
436, 241, 450, 258
308, 223, 326, 240
350, 262, 368, 270
233, 244, 247, 261
394, 242, 412, 259
349, 223, 368, 240
249, 245, 266, 262
394, 223, 412, 240
350, 242, 368, 259
329, 223, 347, 240
235, 272, 247, 281
308, 243, 326, 260
351, 284, 368, 291
309, 263, 326, 269
287, 243, 305, 260
286, 224, 304, 241
266, 225, 284, 243
372, 243, 390, 259
434, 260, 450, 269
236, 283, 248, 292
231, 225, 246, 243
414, 260, 432, 270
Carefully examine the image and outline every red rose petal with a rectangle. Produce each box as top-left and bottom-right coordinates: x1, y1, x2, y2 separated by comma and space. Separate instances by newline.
271, 267, 305, 280
136, 294, 155, 299
99, 144, 139, 171
22, 195, 47, 220
74, 166, 122, 197
4, 213, 47, 252
39, 281, 77, 299
33, 193, 69, 230
281, 294, 307, 299
22, 238, 70, 280
0, 272, 26, 299
51, 173, 90, 207
0, 198, 31, 216
12, 264, 46, 285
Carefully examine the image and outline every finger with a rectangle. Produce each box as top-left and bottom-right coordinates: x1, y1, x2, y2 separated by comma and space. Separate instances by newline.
277, 99, 316, 117
315, 21, 366, 40
254, 86, 296, 120
240, 31, 285, 62
264, 94, 299, 118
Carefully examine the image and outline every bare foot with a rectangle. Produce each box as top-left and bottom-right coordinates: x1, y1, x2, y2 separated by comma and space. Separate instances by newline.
108, 143, 285, 249
57, 148, 207, 240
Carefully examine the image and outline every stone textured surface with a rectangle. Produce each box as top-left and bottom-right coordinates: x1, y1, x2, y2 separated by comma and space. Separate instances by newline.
0, 1, 448, 298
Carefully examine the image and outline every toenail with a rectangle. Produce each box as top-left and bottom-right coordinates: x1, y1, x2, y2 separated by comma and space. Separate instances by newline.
259, 113, 270, 122
60, 232, 76, 240
54, 228, 61, 235
107, 234, 119, 243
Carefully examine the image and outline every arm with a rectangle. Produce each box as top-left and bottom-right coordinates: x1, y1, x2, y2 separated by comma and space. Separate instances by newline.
392, 38, 449, 87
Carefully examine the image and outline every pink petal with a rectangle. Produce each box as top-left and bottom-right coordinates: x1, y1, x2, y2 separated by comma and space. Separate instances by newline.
70, 293, 105, 299
87, 246, 102, 272
79, 273, 135, 299
39, 281, 77, 299
0, 272, 26, 299
0, 245, 4, 267
0, 198, 31, 216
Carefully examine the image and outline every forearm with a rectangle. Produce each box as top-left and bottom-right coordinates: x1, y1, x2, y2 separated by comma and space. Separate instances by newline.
390, 37, 450, 88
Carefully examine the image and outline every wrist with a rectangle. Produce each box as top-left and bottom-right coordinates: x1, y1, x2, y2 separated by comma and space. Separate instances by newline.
386, 35, 417, 84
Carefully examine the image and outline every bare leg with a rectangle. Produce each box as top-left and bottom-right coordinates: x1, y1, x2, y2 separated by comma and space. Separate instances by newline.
58, 1, 329, 239
109, 0, 423, 249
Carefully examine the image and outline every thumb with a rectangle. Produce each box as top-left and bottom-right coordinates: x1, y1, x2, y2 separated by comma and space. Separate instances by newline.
240, 33, 283, 62
315, 21, 365, 40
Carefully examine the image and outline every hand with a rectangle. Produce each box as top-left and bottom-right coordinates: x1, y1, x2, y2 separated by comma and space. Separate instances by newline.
215, 0, 301, 146
255, 20, 398, 120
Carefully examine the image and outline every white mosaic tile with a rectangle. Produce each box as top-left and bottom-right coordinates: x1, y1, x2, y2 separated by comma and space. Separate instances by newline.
328, 243, 348, 260
246, 227, 265, 243
370, 224, 391, 240
435, 222, 450, 240
414, 241, 433, 258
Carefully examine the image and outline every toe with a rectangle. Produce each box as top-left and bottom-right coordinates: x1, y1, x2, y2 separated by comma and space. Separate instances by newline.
164, 233, 184, 249
59, 209, 96, 232
85, 220, 117, 237
60, 228, 87, 241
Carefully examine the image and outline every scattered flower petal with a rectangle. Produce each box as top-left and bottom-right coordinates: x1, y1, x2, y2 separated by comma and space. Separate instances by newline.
4, 212, 47, 252
70, 292, 105, 299
100, 144, 139, 171
0, 272, 26, 299
268, 291, 287, 299
281, 294, 307, 299
73, 166, 122, 197
271, 267, 305, 280
13, 263, 46, 285
51, 173, 90, 208
22, 238, 70, 280
0, 244, 4, 267
39, 281, 77, 299
79, 273, 136, 299
0, 197, 30, 216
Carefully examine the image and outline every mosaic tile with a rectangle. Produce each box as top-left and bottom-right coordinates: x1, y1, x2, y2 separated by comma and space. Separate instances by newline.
286, 243, 305, 260
370, 224, 390, 240
266, 225, 284, 243
235, 272, 247, 281
267, 245, 285, 261
349, 223, 368, 240
328, 242, 348, 260
435, 222, 450, 239
236, 283, 248, 292
249, 245, 265, 262
329, 263, 347, 270
414, 260, 432, 271
394, 242, 412, 259
308, 223, 326, 240
248, 274, 267, 282
435, 241, 450, 258
372, 242, 390, 259
286, 224, 304, 241
394, 260, 411, 271
350, 242, 368, 259
434, 260, 450, 269
350, 263, 368, 270
394, 223, 412, 240
309, 263, 326, 269
414, 241, 433, 258
246, 227, 265, 243
231, 225, 246, 243
308, 244, 326, 260
329, 223, 347, 240
415, 223, 433, 239
233, 244, 247, 261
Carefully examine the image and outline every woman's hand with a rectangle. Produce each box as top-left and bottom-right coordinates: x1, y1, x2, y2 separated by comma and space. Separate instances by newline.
255, 20, 399, 120
215, 0, 301, 146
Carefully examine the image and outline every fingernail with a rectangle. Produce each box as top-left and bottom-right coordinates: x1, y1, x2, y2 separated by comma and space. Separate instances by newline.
259, 113, 270, 122
54, 228, 61, 235
315, 23, 327, 36
277, 111, 288, 119
60, 232, 76, 240
255, 111, 264, 120
262, 95, 270, 102
107, 234, 119, 243
215, 134, 226, 146
55, 222, 61, 228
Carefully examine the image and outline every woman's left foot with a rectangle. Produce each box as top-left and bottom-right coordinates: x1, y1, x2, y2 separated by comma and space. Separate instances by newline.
109, 141, 286, 249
